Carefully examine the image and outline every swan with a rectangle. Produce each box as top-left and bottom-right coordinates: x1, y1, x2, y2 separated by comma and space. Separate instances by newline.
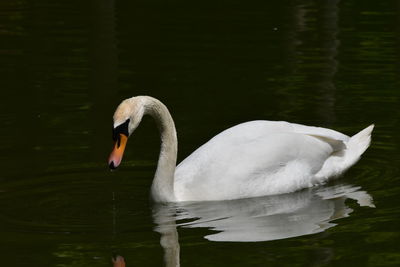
108, 96, 373, 203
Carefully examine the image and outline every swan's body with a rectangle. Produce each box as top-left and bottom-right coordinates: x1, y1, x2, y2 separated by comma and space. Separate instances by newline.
108, 96, 373, 203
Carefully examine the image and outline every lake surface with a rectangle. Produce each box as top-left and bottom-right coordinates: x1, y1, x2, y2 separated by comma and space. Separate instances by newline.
1, 0, 400, 266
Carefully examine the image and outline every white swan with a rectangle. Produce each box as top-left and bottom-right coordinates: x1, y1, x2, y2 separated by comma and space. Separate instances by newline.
108, 96, 373, 202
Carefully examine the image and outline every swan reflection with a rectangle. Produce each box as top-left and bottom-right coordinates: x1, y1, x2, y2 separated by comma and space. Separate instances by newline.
153, 184, 374, 265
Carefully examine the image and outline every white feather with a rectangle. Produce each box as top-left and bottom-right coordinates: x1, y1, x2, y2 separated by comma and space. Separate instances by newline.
174, 121, 374, 201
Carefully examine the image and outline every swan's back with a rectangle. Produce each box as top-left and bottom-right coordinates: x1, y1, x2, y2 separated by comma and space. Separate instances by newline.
174, 121, 373, 202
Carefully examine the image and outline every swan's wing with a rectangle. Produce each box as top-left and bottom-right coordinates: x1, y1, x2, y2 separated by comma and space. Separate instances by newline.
174, 121, 345, 201
288, 122, 350, 142
307, 135, 346, 152
216, 120, 350, 142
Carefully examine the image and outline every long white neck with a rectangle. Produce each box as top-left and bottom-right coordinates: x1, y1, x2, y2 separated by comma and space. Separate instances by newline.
140, 96, 177, 202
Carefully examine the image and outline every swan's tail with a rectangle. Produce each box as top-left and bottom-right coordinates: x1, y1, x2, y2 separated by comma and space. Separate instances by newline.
315, 124, 374, 181
347, 124, 374, 161
340, 124, 374, 173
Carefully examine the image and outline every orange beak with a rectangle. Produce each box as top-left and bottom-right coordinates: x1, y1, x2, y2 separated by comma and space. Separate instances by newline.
108, 134, 128, 169
112, 255, 126, 267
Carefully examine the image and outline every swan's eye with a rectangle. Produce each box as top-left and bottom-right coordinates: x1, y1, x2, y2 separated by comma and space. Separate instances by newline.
112, 119, 130, 143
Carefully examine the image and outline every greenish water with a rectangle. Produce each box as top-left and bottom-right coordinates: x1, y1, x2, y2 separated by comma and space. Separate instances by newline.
1, 0, 400, 266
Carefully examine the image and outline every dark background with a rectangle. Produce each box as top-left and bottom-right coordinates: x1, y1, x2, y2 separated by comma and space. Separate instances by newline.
0, 0, 399, 266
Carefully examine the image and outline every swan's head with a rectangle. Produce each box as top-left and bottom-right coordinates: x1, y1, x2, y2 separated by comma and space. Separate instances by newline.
108, 97, 144, 170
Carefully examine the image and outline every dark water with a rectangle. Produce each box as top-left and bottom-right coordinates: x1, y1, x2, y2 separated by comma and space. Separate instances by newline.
1, 0, 400, 266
